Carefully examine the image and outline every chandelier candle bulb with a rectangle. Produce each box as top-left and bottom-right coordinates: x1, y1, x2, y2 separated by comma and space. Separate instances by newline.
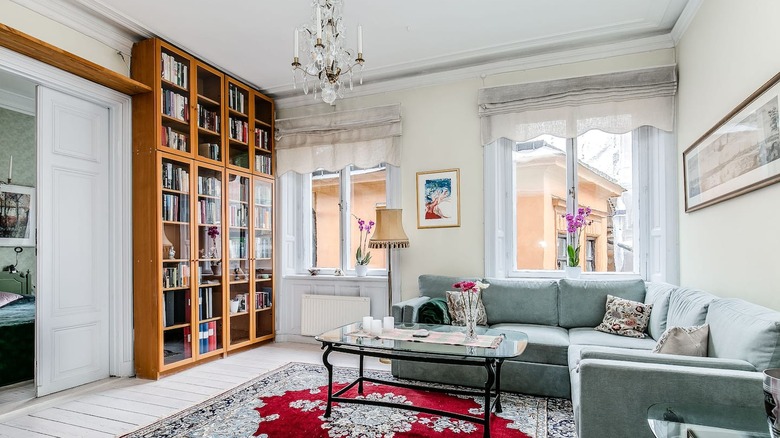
316, 7, 322, 39
294, 30, 298, 58
362, 316, 373, 333
357, 25, 362, 53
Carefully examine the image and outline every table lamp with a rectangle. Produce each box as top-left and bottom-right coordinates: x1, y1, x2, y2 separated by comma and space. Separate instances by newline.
368, 207, 409, 316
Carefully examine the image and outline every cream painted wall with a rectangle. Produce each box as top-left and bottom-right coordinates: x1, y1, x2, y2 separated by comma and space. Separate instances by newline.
279, 48, 676, 300
0, 0, 129, 75
676, 0, 780, 309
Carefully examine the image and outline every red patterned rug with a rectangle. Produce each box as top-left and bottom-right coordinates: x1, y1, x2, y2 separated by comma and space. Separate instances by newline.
124, 362, 574, 437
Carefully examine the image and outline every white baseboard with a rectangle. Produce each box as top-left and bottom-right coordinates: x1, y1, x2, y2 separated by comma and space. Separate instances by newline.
275, 334, 319, 345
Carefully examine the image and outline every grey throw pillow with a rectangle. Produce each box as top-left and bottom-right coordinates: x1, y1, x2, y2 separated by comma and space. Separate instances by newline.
446, 290, 487, 326
652, 325, 709, 356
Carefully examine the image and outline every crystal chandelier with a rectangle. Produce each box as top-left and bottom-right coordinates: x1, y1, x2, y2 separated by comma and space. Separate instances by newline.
292, 0, 364, 104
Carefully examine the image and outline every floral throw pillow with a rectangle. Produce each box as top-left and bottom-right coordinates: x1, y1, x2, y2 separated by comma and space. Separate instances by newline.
445, 290, 487, 326
595, 294, 653, 338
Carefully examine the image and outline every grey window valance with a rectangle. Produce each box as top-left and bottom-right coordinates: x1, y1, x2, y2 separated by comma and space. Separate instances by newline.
478, 66, 677, 145
275, 104, 402, 175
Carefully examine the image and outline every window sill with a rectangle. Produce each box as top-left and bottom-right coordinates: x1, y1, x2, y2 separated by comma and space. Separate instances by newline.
284, 274, 387, 282
504, 271, 643, 281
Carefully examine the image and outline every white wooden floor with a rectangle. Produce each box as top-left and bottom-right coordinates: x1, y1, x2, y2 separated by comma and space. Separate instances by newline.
0, 342, 390, 437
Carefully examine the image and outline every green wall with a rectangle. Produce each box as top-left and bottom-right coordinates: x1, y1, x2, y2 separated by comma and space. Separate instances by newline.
0, 107, 36, 289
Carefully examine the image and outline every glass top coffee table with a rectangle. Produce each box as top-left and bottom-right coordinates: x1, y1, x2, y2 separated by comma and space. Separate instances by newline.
316, 322, 528, 438
647, 403, 769, 437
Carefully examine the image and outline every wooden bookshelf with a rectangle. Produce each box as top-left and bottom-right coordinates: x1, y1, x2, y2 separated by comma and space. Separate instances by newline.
131, 37, 275, 379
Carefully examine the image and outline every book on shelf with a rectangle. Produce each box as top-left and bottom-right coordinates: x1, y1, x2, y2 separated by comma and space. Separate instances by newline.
254, 206, 271, 229
161, 52, 188, 89
255, 236, 272, 259
228, 84, 246, 113
163, 288, 190, 327
229, 237, 247, 259
228, 179, 249, 202
183, 326, 192, 358
254, 127, 269, 149
229, 204, 248, 227
197, 175, 221, 197
198, 322, 218, 353
208, 321, 216, 351
254, 154, 272, 175
198, 143, 220, 161
229, 117, 249, 142
198, 198, 220, 225
254, 290, 272, 309
163, 262, 190, 289
198, 287, 217, 320
161, 126, 188, 151
162, 163, 190, 192
197, 104, 221, 133
162, 193, 190, 222
161, 89, 189, 122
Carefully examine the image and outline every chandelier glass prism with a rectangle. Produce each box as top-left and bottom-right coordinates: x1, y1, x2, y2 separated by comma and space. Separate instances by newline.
292, 0, 364, 104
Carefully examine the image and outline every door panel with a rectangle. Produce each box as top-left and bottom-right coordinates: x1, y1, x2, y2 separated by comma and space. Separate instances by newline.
36, 86, 110, 396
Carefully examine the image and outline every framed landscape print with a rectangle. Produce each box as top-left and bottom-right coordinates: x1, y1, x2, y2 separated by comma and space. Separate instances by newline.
0, 184, 35, 246
684, 72, 780, 212
416, 169, 460, 228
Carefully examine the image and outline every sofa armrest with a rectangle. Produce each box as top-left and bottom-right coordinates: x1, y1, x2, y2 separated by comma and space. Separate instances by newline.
392, 296, 431, 323
576, 346, 756, 372
574, 359, 763, 438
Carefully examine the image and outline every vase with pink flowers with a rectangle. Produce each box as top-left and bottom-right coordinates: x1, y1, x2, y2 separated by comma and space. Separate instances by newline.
353, 215, 374, 277
562, 206, 592, 278
452, 280, 490, 342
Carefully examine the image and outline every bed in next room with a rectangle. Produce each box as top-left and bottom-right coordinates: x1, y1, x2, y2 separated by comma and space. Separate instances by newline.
0, 270, 34, 387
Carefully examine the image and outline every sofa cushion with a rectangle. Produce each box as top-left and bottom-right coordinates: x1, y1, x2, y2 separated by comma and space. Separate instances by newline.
558, 279, 646, 328
491, 323, 569, 366
666, 288, 717, 328
481, 278, 559, 326
568, 327, 657, 350
644, 282, 675, 339
418, 275, 478, 300
705, 299, 780, 370
595, 295, 652, 338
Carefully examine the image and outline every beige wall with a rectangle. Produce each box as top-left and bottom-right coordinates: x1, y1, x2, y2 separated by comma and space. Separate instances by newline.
279, 49, 675, 300
0, 0, 129, 75
676, 0, 780, 309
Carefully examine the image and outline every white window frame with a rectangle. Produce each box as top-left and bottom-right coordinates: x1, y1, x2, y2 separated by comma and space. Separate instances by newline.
484, 128, 679, 282
281, 164, 400, 277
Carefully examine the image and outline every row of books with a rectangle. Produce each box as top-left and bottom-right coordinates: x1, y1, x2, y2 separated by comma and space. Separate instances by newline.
197, 175, 221, 197
162, 89, 189, 122
198, 287, 217, 320
197, 104, 220, 133
255, 154, 272, 175
162, 194, 190, 222
162, 162, 189, 192
255, 206, 272, 229
229, 237, 247, 259
197, 321, 219, 354
198, 199, 220, 225
163, 289, 190, 327
255, 237, 272, 259
163, 263, 190, 289
229, 204, 248, 227
198, 143, 221, 161
255, 185, 272, 205
161, 52, 188, 89
161, 126, 188, 151
228, 117, 249, 143
254, 128, 269, 149
229, 179, 249, 202
227, 84, 246, 113
256, 290, 272, 309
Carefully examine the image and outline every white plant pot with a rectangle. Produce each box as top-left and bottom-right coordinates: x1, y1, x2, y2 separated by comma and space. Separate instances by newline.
355, 264, 368, 277
564, 266, 582, 279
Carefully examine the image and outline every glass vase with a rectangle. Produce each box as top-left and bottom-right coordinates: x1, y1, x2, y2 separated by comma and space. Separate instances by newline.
464, 299, 479, 343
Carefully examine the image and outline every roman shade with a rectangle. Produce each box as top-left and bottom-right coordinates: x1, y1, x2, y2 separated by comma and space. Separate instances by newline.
478, 66, 677, 145
275, 104, 402, 175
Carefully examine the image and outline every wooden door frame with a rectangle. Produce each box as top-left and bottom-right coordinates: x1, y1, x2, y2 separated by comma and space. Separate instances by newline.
0, 45, 134, 378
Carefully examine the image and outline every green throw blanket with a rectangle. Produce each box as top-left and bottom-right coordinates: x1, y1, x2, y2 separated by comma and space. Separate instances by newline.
418, 297, 451, 325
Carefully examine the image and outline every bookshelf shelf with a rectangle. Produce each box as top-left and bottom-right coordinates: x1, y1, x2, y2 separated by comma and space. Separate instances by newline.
255, 306, 272, 313
132, 37, 275, 380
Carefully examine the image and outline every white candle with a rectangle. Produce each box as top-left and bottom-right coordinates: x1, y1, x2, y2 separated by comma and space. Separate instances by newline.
316, 7, 322, 39
294, 30, 299, 58
362, 316, 373, 333
383, 316, 394, 330
357, 25, 363, 53
370, 319, 382, 336
8, 156, 12, 181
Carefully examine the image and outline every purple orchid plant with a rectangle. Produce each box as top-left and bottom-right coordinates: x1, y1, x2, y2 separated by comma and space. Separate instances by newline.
353, 215, 375, 266
563, 207, 592, 267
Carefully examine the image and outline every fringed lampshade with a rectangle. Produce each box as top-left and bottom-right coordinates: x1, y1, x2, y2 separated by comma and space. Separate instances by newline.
368, 207, 409, 316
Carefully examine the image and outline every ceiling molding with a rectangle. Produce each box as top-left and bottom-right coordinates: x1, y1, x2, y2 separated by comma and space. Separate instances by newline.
10, 0, 146, 55
276, 33, 676, 109
0, 88, 35, 116
670, 0, 702, 44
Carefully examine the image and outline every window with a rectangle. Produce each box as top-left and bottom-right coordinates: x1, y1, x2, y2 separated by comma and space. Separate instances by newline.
585, 238, 596, 272
556, 234, 567, 270
309, 163, 391, 273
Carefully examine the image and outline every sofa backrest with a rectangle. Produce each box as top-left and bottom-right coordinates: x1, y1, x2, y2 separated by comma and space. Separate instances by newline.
665, 287, 716, 328
644, 282, 676, 339
418, 275, 479, 300
481, 278, 558, 326
705, 298, 780, 370
558, 279, 646, 328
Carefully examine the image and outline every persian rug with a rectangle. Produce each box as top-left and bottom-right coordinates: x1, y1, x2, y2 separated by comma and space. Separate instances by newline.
123, 362, 575, 438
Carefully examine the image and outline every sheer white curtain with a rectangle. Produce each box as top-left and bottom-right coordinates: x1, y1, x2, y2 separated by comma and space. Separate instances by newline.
275, 104, 402, 175
478, 66, 677, 144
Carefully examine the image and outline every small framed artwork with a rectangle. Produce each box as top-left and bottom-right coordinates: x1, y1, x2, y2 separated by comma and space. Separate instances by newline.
684, 72, 780, 212
416, 168, 460, 228
0, 184, 35, 247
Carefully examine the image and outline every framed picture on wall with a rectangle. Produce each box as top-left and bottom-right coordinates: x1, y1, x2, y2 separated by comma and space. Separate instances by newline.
684, 72, 780, 212
0, 184, 35, 247
416, 168, 460, 228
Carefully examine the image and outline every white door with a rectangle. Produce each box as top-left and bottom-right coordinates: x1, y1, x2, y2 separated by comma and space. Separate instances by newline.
36, 86, 110, 396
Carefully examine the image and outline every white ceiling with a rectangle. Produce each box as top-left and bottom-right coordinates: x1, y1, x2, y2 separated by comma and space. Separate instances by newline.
70, 0, 691, 101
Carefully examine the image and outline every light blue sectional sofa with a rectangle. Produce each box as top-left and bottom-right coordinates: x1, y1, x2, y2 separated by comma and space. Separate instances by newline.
391, 275, 778, 437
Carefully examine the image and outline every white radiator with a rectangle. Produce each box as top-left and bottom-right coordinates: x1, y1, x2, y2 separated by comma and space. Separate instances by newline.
301, 295, 370, 336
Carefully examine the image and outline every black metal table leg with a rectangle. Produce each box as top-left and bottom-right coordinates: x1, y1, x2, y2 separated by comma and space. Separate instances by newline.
483, 359, 496, 438
322, 343, 334, 418
358, 353, 364, 394
495, 359, 504, 413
